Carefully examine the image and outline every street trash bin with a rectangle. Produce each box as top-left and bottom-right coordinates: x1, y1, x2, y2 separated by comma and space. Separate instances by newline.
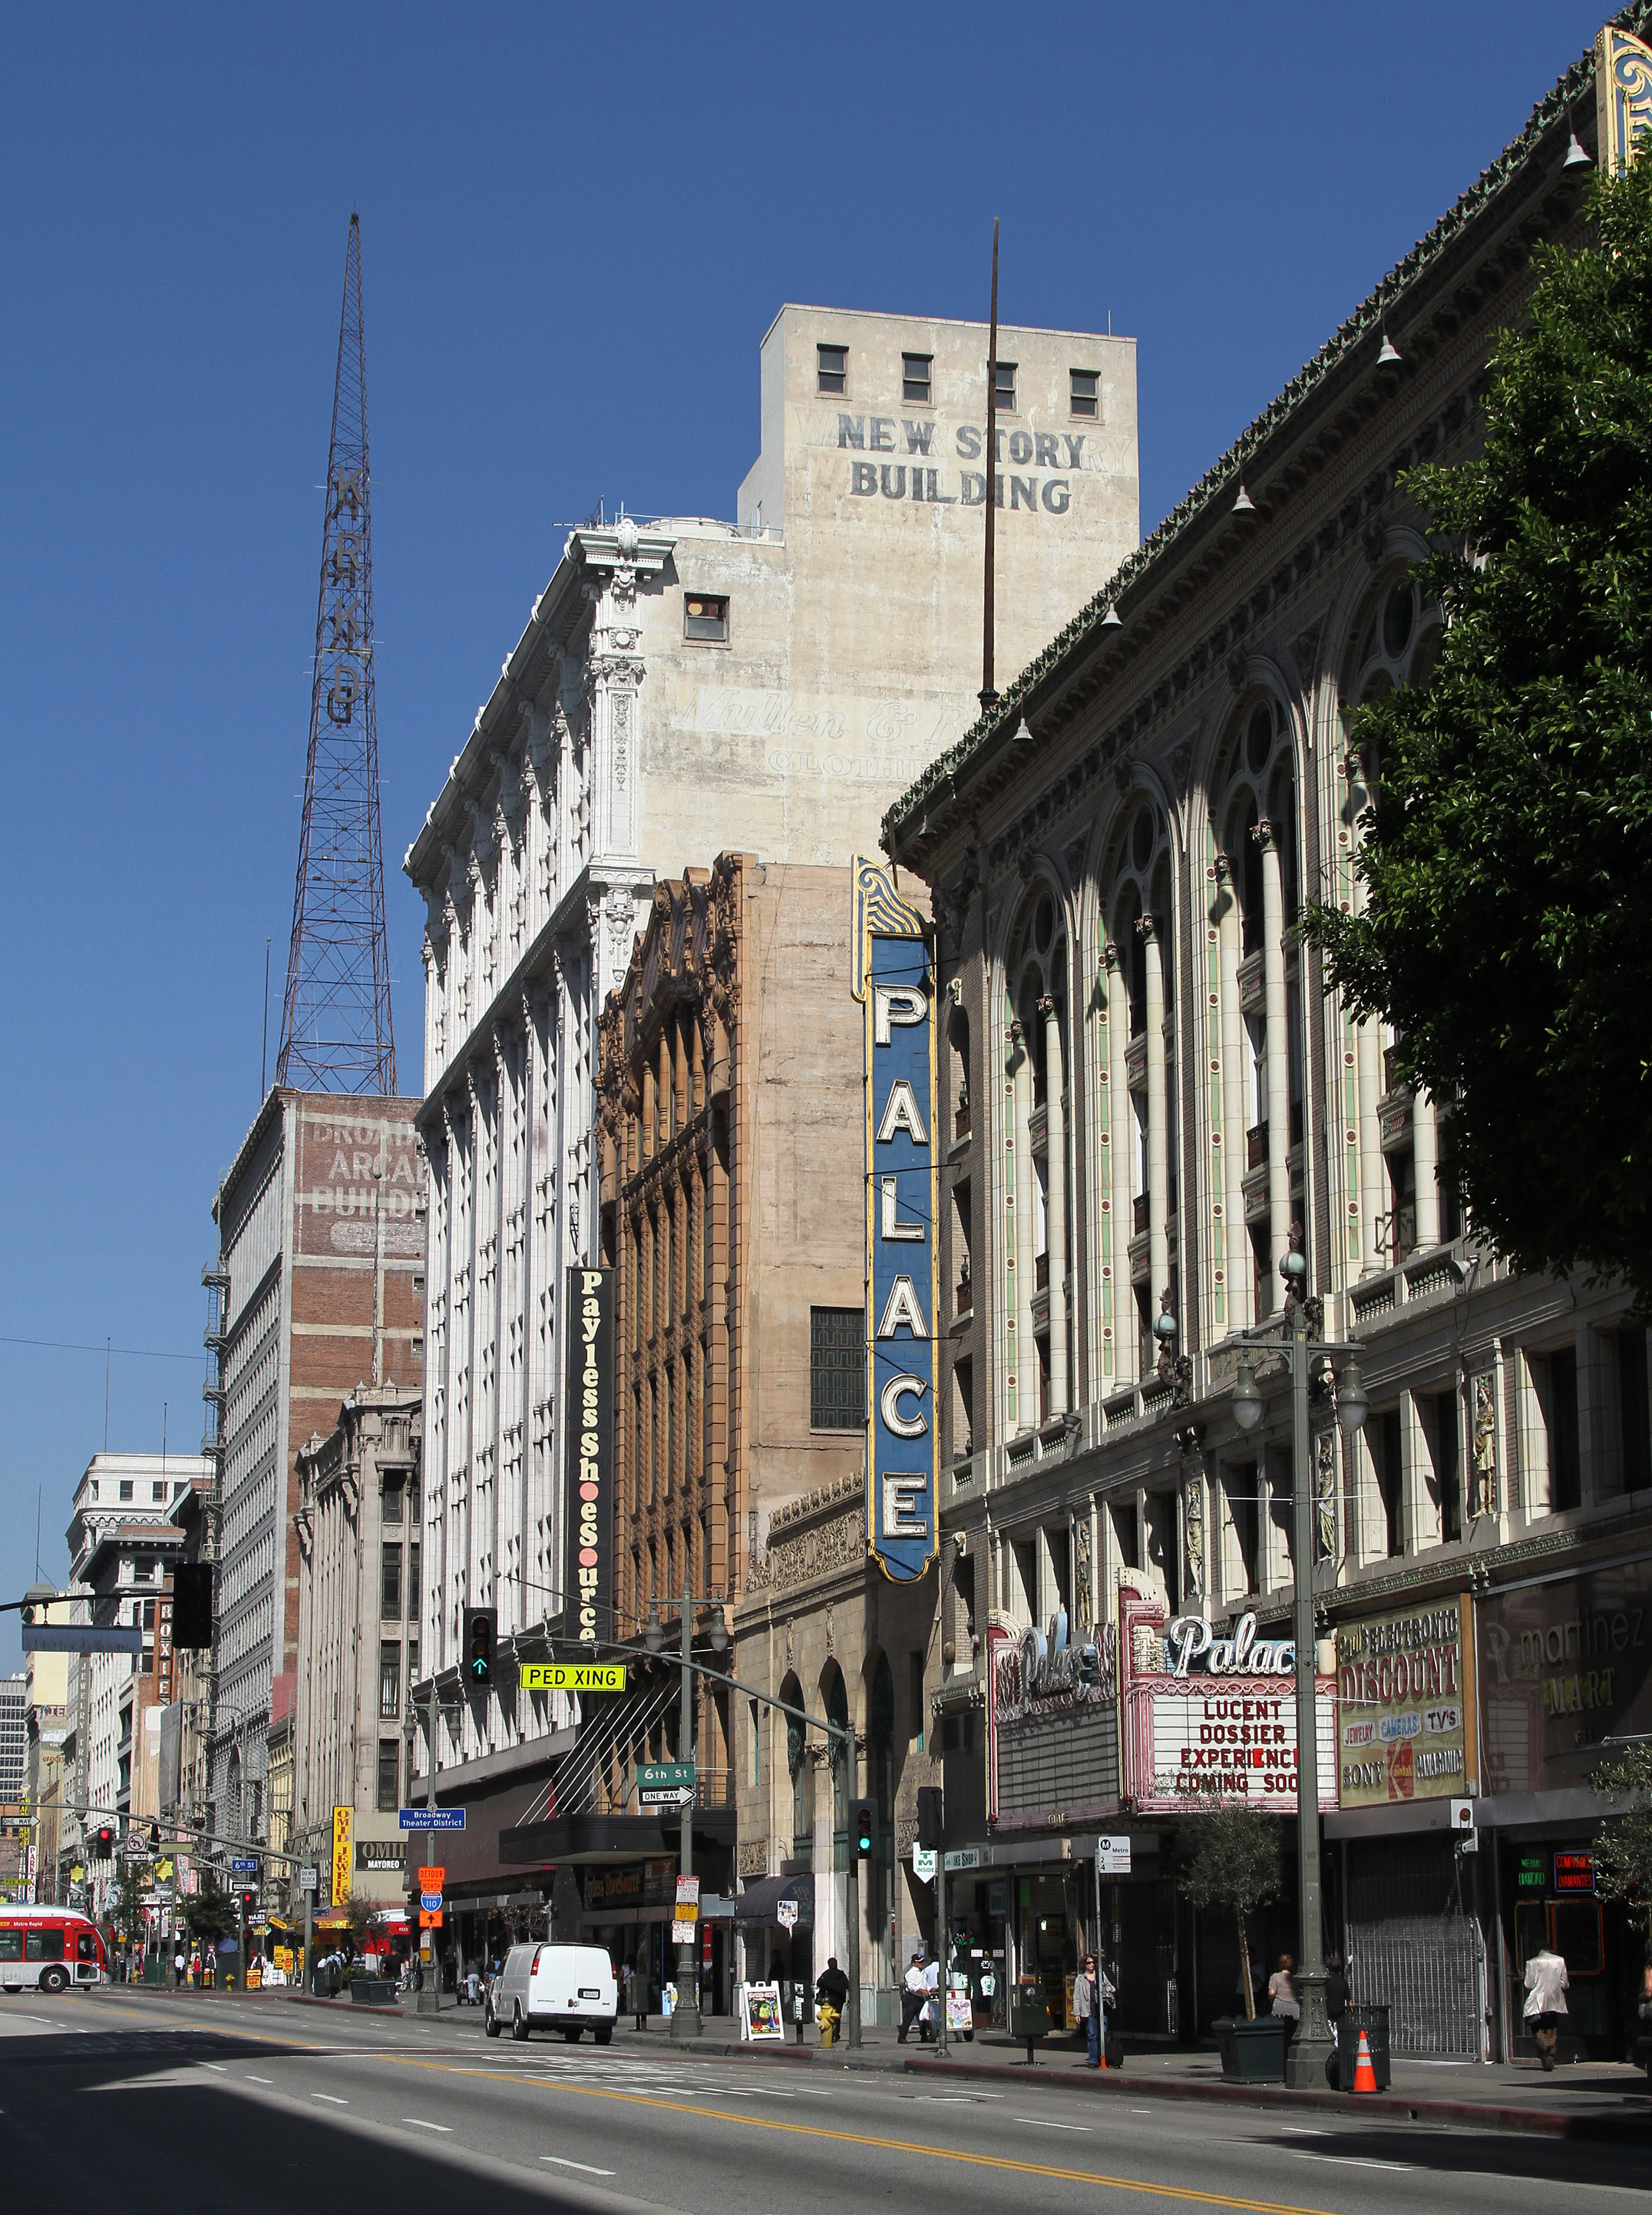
1335, 2005, 1391, 2092
1213, 2015, 1290, 2082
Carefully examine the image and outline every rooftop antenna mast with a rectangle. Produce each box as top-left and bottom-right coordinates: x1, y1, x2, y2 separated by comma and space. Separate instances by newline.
980, 216, 1000, 718
277, 212, 397, 1094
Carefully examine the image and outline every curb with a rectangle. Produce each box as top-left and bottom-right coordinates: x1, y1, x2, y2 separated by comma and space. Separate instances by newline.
898, 2055, 1652, 2141
284, 1991, 413, 2018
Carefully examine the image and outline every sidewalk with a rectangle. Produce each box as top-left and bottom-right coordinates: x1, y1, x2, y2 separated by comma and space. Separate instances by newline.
598, 2015, 1652, 2138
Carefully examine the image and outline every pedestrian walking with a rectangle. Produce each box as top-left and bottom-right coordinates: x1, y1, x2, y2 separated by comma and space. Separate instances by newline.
1523, 1944, 1569, 2071
899, 1952, 927, 2044
1323, 1952, 1348, 2025
921, 1954, 939, 2042
1074, 1953, 1104, 2067
173, 1946, 186, 1990
815, 1956, 849, 2046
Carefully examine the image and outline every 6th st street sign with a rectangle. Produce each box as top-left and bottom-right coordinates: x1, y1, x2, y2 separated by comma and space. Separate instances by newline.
637, 1762, 695, 1809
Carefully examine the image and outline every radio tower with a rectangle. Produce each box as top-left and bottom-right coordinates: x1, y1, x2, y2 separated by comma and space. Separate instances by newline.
277, 212, 397, 1095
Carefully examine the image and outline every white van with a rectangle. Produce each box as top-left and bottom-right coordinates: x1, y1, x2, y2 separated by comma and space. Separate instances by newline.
485, 1942, 616, 2042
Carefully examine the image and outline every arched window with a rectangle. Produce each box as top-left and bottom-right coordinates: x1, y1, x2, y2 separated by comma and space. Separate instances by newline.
782, 1670, 812, 1866
1001, 884, 1073, 1426
1100, 802, 1177, 1373
1212, 693, 1303, 1318
1344, 571, 1453, 1261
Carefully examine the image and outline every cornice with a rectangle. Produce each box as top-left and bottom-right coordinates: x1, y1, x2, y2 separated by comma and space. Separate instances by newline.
883, 11, 1645, 864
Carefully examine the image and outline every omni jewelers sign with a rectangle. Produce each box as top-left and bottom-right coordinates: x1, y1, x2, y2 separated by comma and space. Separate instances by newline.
853, 858, 937, 1583
563, 1267, 614, 1648
1120, 1592, 1335, 1815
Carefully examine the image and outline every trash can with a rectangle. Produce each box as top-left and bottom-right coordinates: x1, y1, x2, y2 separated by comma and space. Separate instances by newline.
1335, 2004, 1391, 2091
1212, 2015, 1290, 2082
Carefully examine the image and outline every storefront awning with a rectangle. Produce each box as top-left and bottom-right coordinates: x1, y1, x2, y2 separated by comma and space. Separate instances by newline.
732, 1873, 814, 1929
500, 1810, 735, 1867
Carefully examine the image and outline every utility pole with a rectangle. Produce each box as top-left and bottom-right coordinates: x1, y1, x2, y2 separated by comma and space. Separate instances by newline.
418, 1680, 440, 2014
674, 1582, 700, 2039
980, 216, 1000, 718
842, 1734, 861, 2048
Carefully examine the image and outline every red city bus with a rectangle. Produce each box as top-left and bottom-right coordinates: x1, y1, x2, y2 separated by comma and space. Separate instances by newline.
0, 1908, 109, 1994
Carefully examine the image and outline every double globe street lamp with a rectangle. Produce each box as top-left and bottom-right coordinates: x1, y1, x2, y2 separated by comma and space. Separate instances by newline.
1223, 1235, 1367, 2090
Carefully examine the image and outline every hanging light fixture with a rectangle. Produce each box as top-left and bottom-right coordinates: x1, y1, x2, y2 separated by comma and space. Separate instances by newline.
1377, 331, 1402, 366
1232, 481, 1256, 514
1232, 1352, 1263, 1431
1102, 603, 1122, 626
1564, 132, 1593, 171
1336, 1360, 1370, 1436
644, 1603, 664, 1655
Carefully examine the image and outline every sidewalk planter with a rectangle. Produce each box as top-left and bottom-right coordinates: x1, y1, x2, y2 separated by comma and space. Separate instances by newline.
1212, 2015, 1289, 2083
349, 1979, 396, 2007
1333, 2005, 1390, 2091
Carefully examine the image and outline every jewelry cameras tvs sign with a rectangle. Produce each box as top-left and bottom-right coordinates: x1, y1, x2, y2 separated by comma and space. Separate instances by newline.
854, 858, 938, 1583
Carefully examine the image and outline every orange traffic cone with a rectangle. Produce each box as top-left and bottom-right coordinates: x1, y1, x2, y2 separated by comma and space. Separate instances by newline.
1351, 2028, 1378, 2094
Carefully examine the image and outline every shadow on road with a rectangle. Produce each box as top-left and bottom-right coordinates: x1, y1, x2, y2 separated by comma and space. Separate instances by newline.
0, 2026, 642, 2215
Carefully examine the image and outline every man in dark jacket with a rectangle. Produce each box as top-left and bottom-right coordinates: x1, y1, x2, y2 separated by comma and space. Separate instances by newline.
815, 1956, 850, 2045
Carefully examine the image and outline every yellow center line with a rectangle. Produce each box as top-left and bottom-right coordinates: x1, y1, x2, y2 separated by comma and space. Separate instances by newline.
382, 2055, 1345, 2215
80, 2005, 1344, 2215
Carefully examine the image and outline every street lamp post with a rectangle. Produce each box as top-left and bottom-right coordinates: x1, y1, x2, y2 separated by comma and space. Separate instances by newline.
646, 1587, 729, 2041
1231, 1237, 1367, 2091
639, 1614, 860, 2049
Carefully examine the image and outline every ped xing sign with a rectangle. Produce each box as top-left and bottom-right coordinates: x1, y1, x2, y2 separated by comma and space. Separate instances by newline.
854, 856, 937, 1584
517, 1661, 627, 1693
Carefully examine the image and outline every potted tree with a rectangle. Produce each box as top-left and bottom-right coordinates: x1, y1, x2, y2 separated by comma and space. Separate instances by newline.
1591, 1746, 1652, 2081
1180, 1807, 1287, 2081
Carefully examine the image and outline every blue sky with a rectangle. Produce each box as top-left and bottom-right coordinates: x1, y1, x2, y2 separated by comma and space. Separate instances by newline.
0, 2, 1607, 1663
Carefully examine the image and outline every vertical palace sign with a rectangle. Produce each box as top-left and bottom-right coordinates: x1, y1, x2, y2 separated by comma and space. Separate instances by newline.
854, 857, 937, 1582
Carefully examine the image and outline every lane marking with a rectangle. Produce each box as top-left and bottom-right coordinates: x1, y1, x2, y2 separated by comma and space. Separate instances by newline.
387, 2062, 1350, 2215
1013, 2117, 1089, 2131
198, 2062, 228, 2072
1278, 2128, 1330, 2137
312, 2092, 349, 2104
542, 2157, 615, 2176
248, 2075, 274, 2084
1288, 2156, 1412, 2174
405, 2118, 452, 2132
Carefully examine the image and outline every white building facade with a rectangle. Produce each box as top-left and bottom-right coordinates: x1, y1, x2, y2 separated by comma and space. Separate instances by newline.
884, 47, 1652, 2066
403, 306, 1139, 1879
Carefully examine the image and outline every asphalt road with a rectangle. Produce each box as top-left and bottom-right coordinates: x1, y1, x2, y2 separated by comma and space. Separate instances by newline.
2, 1988, 1647, 2215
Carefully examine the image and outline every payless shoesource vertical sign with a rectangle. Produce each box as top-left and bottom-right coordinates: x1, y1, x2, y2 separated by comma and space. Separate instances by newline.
564, 1267, 613, 1648
854, 857, 937, 1582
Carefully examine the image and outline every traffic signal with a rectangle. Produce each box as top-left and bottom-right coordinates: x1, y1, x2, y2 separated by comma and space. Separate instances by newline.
466, 1608, 497, 1688
853, 1799, 877, 1857
916, 1786, 943, 1852
94, 1825, 116, 1856
240, 1889, 256, 1915
172, 1562, 213, 1650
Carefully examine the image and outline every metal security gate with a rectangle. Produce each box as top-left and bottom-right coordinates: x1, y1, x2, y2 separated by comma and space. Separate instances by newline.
1345, 1835, 1481, 2055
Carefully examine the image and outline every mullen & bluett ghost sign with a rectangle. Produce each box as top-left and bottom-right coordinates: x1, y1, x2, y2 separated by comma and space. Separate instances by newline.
854, 858, 938, 1584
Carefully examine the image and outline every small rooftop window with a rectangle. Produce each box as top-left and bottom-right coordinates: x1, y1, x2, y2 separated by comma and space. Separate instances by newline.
1070, 369, 1099, 418
902, 352, 933, 404
817, 343, 847, 395
684, 593, 729, 644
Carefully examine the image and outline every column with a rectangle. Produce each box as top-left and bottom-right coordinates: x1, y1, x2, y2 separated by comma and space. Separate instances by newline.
1256, 822, 1293, 1293
1102, 945, 1133, 1384
1011, 1023, 1038, 1429
1412, 1089, 1441, 1250
1215, 858, 1251, 1332
1356, 1012, 1385, 1272
1040, 996, 1069, 1417
1140, 917, 1170, 1323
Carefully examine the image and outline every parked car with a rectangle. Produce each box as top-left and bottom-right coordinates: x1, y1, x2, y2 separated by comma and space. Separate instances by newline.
484, 1942, 616, 2042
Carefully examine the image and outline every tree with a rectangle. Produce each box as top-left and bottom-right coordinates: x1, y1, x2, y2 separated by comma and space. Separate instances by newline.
1592, 1743, 1652, 1940
1178, 1807, 1282, 2018
339, 1888, 378, 1963
185, 1874, 233, 1949
1307, 159, 1652, 1306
